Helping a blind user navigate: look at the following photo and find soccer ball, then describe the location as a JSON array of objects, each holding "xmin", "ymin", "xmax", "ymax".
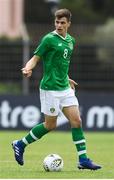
[{"xmin": 43, "ymin": 154, "xmax": 64, "ymax": 172}]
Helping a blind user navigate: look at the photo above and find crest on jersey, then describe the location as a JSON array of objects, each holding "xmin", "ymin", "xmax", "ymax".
[{"xmin": 68, "ymin": 42, "xmax": 73, "ymax": 50}]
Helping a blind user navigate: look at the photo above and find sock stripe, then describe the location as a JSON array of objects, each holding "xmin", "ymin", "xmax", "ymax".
[
  {"xmin": 30, "ymin": 130, "xmax": 38, "ymax": 140},
  {"xmin": 22, "ymin": 137, "xmax": 29, "ymax": 145},
  {"xmin": 74, "ymin": 139, "xmax": 86, "ymax": 145},
  {"xmin": 78, "ymin": 150, "xmax": 86, "ymax": 155}
]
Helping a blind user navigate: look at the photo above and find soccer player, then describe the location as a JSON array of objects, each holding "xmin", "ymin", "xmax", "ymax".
[{"xmin": 12, "ymin": 8, "xmax": 101, "ymax": 170}]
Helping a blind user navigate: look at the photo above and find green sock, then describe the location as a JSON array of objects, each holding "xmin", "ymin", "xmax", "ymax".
[
  {"xmin": 21, "ymin": 123, "xmax": 49, "ymax": 148},
  {"xmin": 72, "ymin": 127, "xmax": 87, "ymax": 159}
]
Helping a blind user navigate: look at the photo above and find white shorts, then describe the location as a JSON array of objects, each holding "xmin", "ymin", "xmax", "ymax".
[{"xmin": 40, "ymin": 88, "xmax": 79, "ymax": 116}]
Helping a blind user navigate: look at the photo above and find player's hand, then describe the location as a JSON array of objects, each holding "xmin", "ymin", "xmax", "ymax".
[
  {"xmin": 69, "ymin": 78, "xmax": 78, "ymax": 90},
  {"xmin": 21, "ymin": 67, "xmax": 32, "ymax": 77}
]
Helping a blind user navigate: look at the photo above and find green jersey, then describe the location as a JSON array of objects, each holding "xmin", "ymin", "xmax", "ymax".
[{"xmin": 34, "ymin": 31, "xmax": 76, "ymax": 90}]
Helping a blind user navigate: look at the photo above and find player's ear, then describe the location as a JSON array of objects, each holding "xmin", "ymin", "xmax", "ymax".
[{"xmin": 68, "ymin": 21, "xmax": 71, "ymax": 28}]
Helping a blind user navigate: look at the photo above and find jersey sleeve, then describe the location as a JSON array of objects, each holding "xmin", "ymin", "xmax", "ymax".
[
  {"xmin": 72, "ymin": 37, "xmax": 76, "ymax": 47},
  {"xmin": 34, "ymin": 35, "xmax": 50, "ymax": 58}
]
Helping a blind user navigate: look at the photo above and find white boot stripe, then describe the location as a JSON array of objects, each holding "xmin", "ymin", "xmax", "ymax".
[
  {"xmin": 15, "ymin": 150, "xmax": 19, "ymax": 153},
  {"xmin": 15, "ymin": 147, "xmax": 19, "ymax": 150}
]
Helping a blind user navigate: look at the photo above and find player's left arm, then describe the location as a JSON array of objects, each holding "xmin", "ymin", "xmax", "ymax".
[
  {"xmin": 69, "ymin": 38, "xmax": 78, "ymax": 90},
  {"xmin": 69, "ymin": 78, "xmax": 78, "ymax": 90}
]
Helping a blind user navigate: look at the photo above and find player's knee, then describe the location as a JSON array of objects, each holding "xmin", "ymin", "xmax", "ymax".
[
  {"xmin": 76, "ymin": 117, "xmax": 82, "ymax": 127},
  {"xmin": 71, "ymin": 117, "xmax": 82, "ymax": 128}
]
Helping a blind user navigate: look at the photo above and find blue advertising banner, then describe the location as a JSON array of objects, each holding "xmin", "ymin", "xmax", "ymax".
[{"xmin": 0, "ymin": 92, "xmax": 114, "ymax": 131}]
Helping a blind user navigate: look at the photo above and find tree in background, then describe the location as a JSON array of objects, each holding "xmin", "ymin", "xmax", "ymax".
[
  {"xmin": 24, "ymin": 0, "xmax": 114, "ymax": 24},
  {"xmin": 61, "ymin": 0, "xmax": 114, "ymax": 24}
]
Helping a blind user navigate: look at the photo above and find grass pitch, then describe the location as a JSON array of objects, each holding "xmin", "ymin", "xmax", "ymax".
[{"xmin": 0, "ymin": 131, "xmax": 114, "ymax": 179}]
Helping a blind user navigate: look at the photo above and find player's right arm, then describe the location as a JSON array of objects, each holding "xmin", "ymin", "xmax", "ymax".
[
  {"xmin": 22, "ymin": 34, "xmax": 50, "ymax": 78},
  {"xmin": 22, "ymin": 55, "xmax": 40, "ymax": 77}
]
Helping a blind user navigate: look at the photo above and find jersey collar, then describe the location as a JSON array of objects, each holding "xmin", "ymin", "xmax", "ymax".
[{"xmin": 52, "ymin": 30, "xmax": 67, "ymax": 40}]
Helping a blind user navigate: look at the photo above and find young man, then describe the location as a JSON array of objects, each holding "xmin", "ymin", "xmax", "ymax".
[{"xmin": 12, "ymin": 9, "xmax": 101, "ymax": 170}]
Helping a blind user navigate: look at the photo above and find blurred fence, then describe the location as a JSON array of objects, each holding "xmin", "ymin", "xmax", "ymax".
[{"xmin": 0, "ymin": 24, "xmax": 114, "ymax": 94}]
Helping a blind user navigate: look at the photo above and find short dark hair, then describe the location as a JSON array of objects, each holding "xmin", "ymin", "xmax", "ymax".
[{"xmin": 55, "ymin": 9, "xmax": 72, "ymax": 22}]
